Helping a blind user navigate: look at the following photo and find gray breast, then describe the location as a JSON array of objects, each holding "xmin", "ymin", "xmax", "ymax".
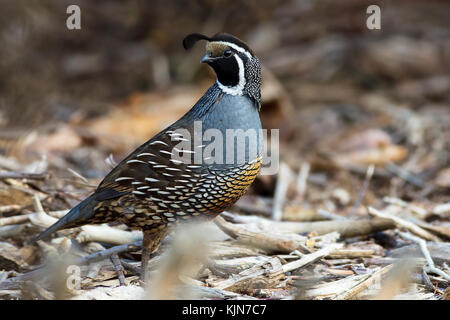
[{"xmin": 201, "ymin": 93, "xmax": 262, "ymax": 167}]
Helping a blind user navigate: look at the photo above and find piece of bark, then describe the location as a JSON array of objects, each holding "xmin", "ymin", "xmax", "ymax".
[
  {"xmin": 208, "ymin": 256, "xmax": 284, "ymax": 292},
  {"xmin": 224, "ymin": 213, "xmax": 395, "ymax": 238},
  {"xmin": 214, "ymin": 216, "xmax": 308, "ymax": 254}
]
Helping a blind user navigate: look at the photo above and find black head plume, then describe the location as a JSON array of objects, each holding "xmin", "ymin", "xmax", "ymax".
[
  {"xmin": 183, "ymin": 33, "xmax": 211, "ymax": 50},
  {"xmin": 182, "ymin": 32, "xmax": 261, "ymax": 109}
]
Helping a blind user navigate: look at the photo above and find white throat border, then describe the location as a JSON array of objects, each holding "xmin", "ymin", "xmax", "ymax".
[{"xmin": 217, "ymin": 54, "xmax": 246, "ymax": 96}]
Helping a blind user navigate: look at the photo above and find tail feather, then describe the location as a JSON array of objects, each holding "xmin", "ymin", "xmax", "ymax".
[{"xmin": 33, "ymin": 194, "xmax": 98, "ymax": 242}]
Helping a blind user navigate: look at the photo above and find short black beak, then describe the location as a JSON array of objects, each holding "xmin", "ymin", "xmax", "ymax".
[{"xmin": 200, "ymin": 53, "xmax": 214, "ymax": 63}]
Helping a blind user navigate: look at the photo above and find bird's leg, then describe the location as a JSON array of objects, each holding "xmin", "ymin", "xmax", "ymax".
[
  {"xmin": 140, "ymin": 230, "xmax": 152, "ymax": 282},
  {"xmin": 110, "ymin": 253, "xmax": 126, "ymax": 286},
  {"xmin": 140, "ymin": 229, "xmax": 166, "ymax": 282}
]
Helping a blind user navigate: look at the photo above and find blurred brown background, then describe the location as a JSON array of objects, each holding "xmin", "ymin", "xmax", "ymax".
[{"xmin": 0, "ymin": 0, "xmax": 449, "ymax": 200}]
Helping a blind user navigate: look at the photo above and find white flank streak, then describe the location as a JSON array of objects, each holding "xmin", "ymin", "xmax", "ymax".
[
  {"xmin": 166, "ymin": 167, "xmax": 182, "ymax": 171},
  {"xmin": 137, "ymin": 152, "xmax": 155, "ymax": 157},
  {"xmin": 132, "ymin": 191, "xmax": 145, "ymax": 195},
  {"xmin": 173, "ymin": 147, "xmax": 195, "ymax": 154},
  {"xmin": 145, "ymin": 177, "xmax": 159, "ymax": 182},
  {"xmin": 160, "ymin": 150, "xmax": 173, "ymax": 156},
  {"xmin": 173, "ymin": 137, "xmax": 189, "ymax": 142},
  {"xmin": 150, "ymin": 140, "xmax": 168, "ymax": 146},
  {"xmin": 170, "ymin": 159, "xmax": 183, "ymax": 164},
  {"xmin": 217, "ymin": 55, "xmax": 245, "ymax": 96},
  {"xmin": 127, "ymin": 159, "xmax": 146, "ymax": 164},
  {"xmin": 115, "ymin": 177, "xmax": 134, "ymax": 181}
]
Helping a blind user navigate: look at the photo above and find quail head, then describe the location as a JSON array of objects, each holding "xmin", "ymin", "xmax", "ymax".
[{"xmin": 35, "ymin": 33, "xmax": 263, "ymax": 281}]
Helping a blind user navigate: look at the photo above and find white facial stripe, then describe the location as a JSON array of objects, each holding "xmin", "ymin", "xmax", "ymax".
[
  {"xmin": 217, "ymin": 55, "xmax": 245, "ymax": 96},
  {"xmin": 213, "ymin": 41, "xmax": 252, "ymax": 59}
]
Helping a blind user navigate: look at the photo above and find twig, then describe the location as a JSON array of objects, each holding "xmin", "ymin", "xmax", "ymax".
[
  {"xmin": 296, "ymin": 162, "xmax": 310, "ymax": 200},
  {"xmin": 421, "ymin": 269, "xmax": 435, "ymax": 292},
  {"xmin": 383, "ymin": 196, "xmax": 427, "ymax": 218},
  {"xmin": 28, "ymin": 195, "xmax": 59, "ymax": 229},
  {"xmin": 0, "ymin": 241, "xmax": 143, "ymax": 289},
  {"xmin": 327, "ymin": 249, "xmax": 375, "ymax": 259},
  {"xmin": 76, "ymin": 225, "xmax": 142, "ymax": 245},
  {"xmin": 214, "ymin": 216, "xmax": 308, "ymax": 254},
  {"xmin": 0, "ymin": 205, "xmax": 23, "ymax": 214},
  {"xmin": 350, "ymin": 164, "xmax": 374, "ymax": 216},
  {"xmin": 77, "ymin": 241, "xmax": 142, "ymax": 265},
  {"xmin": 0, "ymin": 209, "xmax": 68, "ymax": 227},
  {"xmin": 317, "ymin": 209, "xmax": 345, "ymax": 221},
  {"xmin": 110, "ymin": 253, "xmax": 126, "ymax": 286},
  {"xmin": 272, "ymin": 163, "xmax": 293, "ymax": 221},
  {"xmin": 368, "ymin": 206, "xmax": 440, "ymax": 242},
  {"xmin": 282, "ymin": 243, "xmax": 342, "ymax": 273},
  {"xmin": 386, "ymin": 162, "xmax": 425, "ymax": 188},
  {"xmin": 433, "ymin": 202, "xmax": 450, "ymax": 216},
  {"xmin": 0, "ymin": 215, "xmax": 29, "ymax": 226},
  {"xmin": 66, "ymin": 168, "xmax": 89, "ymax": 184},
  {"xmin": 223, "ymin": 212, "xmax": 395, "ymax": 238},
  {"xmin": 121, "ymin": 261, "xmax": 142, "ymax": 276},
  {"xmin": 0, "ymin": 171, "xmax": 49, "ymax": 181},
  {"xmin": 0, "ymin": 224, "xmax": 28, "ymax": 238},
  {"xmin": 398, "ymin": 231, "xmax": 450, "ymax": 281},
  {"xmin": 333, "ymin": 265, "xmax": 393, "ymax": 300}
]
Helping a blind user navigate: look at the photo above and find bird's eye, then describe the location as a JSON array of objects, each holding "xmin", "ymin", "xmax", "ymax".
[{"xmin": 223, "ymin": 50, "xmax": 232, "ymax": 57}]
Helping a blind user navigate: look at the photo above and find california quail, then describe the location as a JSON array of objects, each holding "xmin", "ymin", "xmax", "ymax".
[{"xmin": 35, "ymin": 33, "xmax": 263, "ymax": 281}]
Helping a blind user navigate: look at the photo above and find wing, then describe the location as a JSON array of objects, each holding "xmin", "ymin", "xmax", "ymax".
[{"xmin": 95, "ymin": 121, "xmax": 261, "ymax": 224}]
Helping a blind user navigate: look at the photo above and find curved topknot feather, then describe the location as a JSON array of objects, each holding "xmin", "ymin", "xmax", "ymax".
[{"xmin": 182, "ymin": 33, "xmax": 211, "ymax": 50}]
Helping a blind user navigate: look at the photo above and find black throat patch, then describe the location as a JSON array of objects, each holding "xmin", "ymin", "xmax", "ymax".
[{"xmin": 208, "ymin": 56, "xmax": 240, "ymax": 87}]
